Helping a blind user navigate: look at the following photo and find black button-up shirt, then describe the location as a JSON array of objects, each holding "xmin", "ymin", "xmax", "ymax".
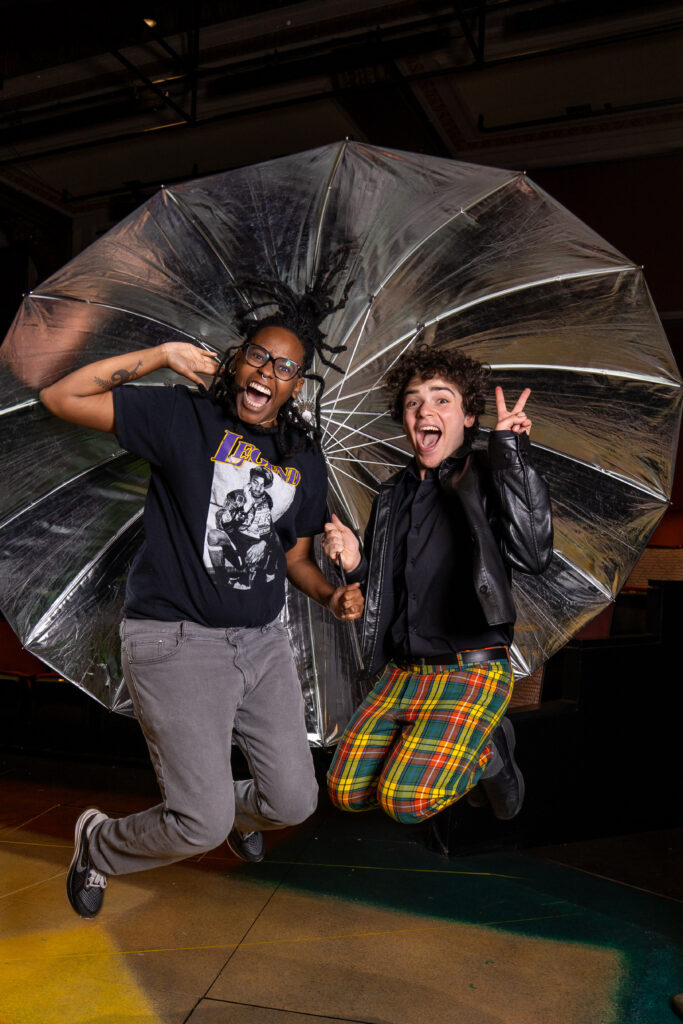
[{"xmin": 389, "ymin": 462, "xmax": 511, "ymax": 658}]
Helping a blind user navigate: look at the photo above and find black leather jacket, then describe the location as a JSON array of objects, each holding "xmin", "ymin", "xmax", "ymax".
[{"xmin": 349, "ymin": 431, "xmax": 553, "ymax": 677}]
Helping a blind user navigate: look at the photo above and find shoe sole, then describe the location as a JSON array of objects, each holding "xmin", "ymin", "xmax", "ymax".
[{"xmin": 66, "ymin": 809, "xmax": 105, "ymax": 915}]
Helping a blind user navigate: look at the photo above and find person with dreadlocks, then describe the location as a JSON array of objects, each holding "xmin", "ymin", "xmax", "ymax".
[
  {"xmin": 39, "ymin": 272, "xmax": 364, "ymax": 919},
  {"xmin": 323, "ymin": 345, "xmax": 552, "ymax": 829}
]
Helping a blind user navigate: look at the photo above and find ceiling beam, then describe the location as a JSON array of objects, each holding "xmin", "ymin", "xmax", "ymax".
[{"xmin": 109, "ymin": 48, "xmax": 192, "ymax": 125}]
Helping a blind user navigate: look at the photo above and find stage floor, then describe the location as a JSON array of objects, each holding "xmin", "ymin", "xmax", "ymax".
[{"xmin": 1, "ymin": 750, "xmax": 681, "ymax": 1024}]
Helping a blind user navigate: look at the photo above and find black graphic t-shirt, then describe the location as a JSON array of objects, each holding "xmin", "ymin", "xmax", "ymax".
[{"xmin": 113, "ymin": 384, "xmax": 328, "ymax": 627}]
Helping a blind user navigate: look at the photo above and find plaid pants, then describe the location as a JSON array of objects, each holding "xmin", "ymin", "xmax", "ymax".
[{"xmin": 327, "ymin": 655, "xmax": 512, "ymax": 824}]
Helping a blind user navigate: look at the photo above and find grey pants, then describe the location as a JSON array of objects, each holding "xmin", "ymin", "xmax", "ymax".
[{"xmin": 89, "ymin": 617, "xmax": 318, "ymax": 876}]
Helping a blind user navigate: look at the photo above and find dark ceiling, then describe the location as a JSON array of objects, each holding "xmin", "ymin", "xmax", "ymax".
[
  {"xmin": 2, "ymin": 0, "xmax": 681, "ymax": 188},
  {"xmin": 0, "ymin": 0, "xmax": 681, "ymax": 277}
]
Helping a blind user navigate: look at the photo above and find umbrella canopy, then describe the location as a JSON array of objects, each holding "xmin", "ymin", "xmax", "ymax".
[{"xmin": 1, "ymin": 141, "xmax": 681, "ymax": 746}]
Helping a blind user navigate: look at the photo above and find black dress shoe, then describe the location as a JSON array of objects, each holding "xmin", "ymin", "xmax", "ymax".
[{"xmin": 481, "ymin": 717, "xmax": 525, "ymax": 820}]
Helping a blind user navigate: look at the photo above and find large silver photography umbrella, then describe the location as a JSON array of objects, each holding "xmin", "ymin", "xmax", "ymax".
[{"xmin": 1, "ymin": 141, "xmax": 681, "ymax": 746}]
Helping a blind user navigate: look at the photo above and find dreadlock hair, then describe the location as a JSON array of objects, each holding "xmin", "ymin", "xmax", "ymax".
[
  {"xmin": 210, "ymin": 250, "xmax": 353, "ymax": 457},
  {"xmin": 384, "ymin": 342, "xmax": 490, "ymax": 445}
]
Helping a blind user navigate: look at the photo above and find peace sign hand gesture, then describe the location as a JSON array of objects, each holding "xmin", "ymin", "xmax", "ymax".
[{"xmin": 494, "ymin": 386, "xmax": 532, "ymax": 435}]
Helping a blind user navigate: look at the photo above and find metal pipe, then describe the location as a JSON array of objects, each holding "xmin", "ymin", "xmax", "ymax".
[
  {"xmin": 479, "ymin": 93, "xmax": 683, "ymax": 132},
  {"xmin": 109, "ymin": 48, "xmax": 191, "ymax": 124},
  {"xmin": 453, "ymin": 2, "xmax": 484, "ymax": 64},
  {"xmin": 2, "ymin": 17, "xmax": 681, "ymax": 168}
]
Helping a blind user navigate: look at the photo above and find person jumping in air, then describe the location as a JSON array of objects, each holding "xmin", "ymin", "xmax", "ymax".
[
  {"xmin": 40, "ymin": 271, "xmax": 364, "ymax": 918},
  {"xmin": 323, "ymin": 345, "xmax": 552, "ymax": 827}
]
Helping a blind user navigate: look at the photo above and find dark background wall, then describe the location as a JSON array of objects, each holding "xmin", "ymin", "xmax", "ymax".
[{"xmin": 1, "ymin": 1, "xmax": 681, "ymax": 499}]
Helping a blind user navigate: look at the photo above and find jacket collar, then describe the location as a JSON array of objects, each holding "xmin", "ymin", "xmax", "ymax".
[{"xmin": 432, "ymin": 439, "xmax": 473, "ymax": 479}]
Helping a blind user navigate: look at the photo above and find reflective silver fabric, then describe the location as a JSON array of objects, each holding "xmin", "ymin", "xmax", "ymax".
[{"xmin": 1, "ymin": 141, "xmax": 681, "ymax": 745}]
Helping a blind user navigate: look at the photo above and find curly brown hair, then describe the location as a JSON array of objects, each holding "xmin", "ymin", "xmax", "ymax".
[{"xmin": 385, "ymin": 345, "xmax": 490, "ymax": 443}]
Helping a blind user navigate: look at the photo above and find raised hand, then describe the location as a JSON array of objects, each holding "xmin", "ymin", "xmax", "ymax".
[
  {"xmin": 40, "ymin": 341, "xmax": 220, "ymax": 434},
  {"xmin": 163, "ymin": 342, "xmax": 221, "ymax": 387},
  {"xmin": 322, "ymin": 513, "xmax": 362, "ymax": 573},
  {"xmin": 494, "ymin": 386, "xmax": 532, "ymax": 435}
]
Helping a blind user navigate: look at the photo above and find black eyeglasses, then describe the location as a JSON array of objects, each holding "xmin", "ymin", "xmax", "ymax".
[{"xmin": 241, "ymin": 342, "xmax": 302, "ymax": 382}]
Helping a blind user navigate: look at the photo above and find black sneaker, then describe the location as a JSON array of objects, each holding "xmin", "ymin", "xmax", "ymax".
[
  {"xmin": 66, "ymin": 808, "xmax": 109, "ymax": 918},
  {"xmin": 226, "ymin": 827, "xmax": 265, "ymax": 863},
  {"xmin": 481, "ymin": 717, "xmax": 525, "ymax": 820}
]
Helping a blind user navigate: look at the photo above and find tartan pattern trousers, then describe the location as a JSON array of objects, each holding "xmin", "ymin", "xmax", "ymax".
[{"xmin": 327, "ymin": 655, "xmax": 512, "ymax": 824}]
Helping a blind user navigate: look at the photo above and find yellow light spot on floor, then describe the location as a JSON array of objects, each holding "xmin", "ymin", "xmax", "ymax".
[{"xmin": 0, "ymin": 926, "xmax": 163, "ymax": 1024}]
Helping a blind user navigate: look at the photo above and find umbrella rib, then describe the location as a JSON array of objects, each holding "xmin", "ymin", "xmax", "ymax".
[
  {"xmin": 323, "ymin": 333, "xmax": 412, "ymax": 401},
  {"xmin": 491, "ymin": 362, "xmax": 681, "ymax": 387},
  {"xmin": 321, "ymin": 402, "xmax": 388, "ymax": 413},
  {"xmin": 552, "ymin": 550, "xmax": 613, "ymax": 600},
  {"xmin": 329, "ymin": 456, "xmax": 382, "ymax": 486},
  {"xmin": 325, "ymin": 264, "xmax": 638, "ymax": 398},
  {"xmin": 328, "ymin": 456, "xmax": 405, "ymax": 470},
  {"xmin": 371, "ymin": 173, "xmax": 523, "ymax": 297},
  {"xmin": 324, "ymin": 326, "xmax": 423, "ymax": 445},
  {"xmin": 498, "ymin": 431, "xmax": 669, "ymax": 501},
  {"xmin": 25, "ymin": 509, "xmax": 144, "ymax": 647},
  {"xmin": 419, "ymin": 265, "xmax": 637, "ymax": 333},
  {"xmin": 0, "ymin": 449, "xmax": 138, "ymax": 532},
  {"xmin": 328, "ymin": 171, "xmax": 523, "ymax": 360},
  {"xmin": 0, "ymin": 397, "xmax": 40, "ymax": 416},
  {"xmin": 325, "ymin": 407, "xmax": 392, "ymax": 439},
  {"xmin": 163, "ymin": 189, "xmax": 255, "ymax": 314},
  {"xmin": 325, "ymin": 435, "xmax": 407, "ymax": 458},
  {"xmin": 312, "ymin": 140, "xmax": 348, "ymax": 276},
  {"xmin": 323, "ymin": 390, "xmax": 399, "ymax": 407},
  {"xmin": 28, "ymin": 292, "xmax": 212, "ymax": 348},
  {"xmin": 327, "ymin": 461, "xmax": 379, "ymax": 495},
  {"xmin": 323, "ymin": 417, "xmax": 408, "ymax": 457},
  {"xmin": 327, "ymin": 463, "xmax": 363, "ymax": 532},
  {"xmin": 321, "ymin": 302, "xmax": 375, "ymax": 443}
]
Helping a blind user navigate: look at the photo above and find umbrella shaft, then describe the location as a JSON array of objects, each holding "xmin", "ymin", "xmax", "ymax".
[{"xmin": 338, "ymin": 563, "xmax": 365, "ymax": 673}]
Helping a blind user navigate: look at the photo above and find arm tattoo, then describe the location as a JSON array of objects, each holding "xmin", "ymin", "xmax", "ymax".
[{"xmin": 94, "ymin": 360, "xmax": 143, "ymax": 390}]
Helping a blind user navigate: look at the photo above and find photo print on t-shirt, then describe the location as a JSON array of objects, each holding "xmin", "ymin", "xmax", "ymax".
[{"xmin": 204, "ymin": 435, "xmax": 299, "ymax": 591}]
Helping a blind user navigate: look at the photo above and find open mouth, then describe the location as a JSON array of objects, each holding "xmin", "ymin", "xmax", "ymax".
[
  {"xmin": 242, "ymin": 381, "xmax": 272, "ymax": 410},
  {"xmin": 416, "ymin": 425, "xmax": 442, "ymax": 452}
]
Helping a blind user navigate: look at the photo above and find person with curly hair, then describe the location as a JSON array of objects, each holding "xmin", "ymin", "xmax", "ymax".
[
  {"xmin": 323, "ymin": 343, "xmax": 553, "ymax": 828},
  {"xmin": 39, "ymin": 267, "xmax": 364, "ymax": 919}
]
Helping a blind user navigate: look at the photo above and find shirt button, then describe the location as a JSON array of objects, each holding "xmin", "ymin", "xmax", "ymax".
[
  {"xmin": 410, "ymin": 593, "xmax": 416, "ymax": 601},
  {"xmin": 479, "ymin": 584, "xmax": 489, "ymax": 594}
]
